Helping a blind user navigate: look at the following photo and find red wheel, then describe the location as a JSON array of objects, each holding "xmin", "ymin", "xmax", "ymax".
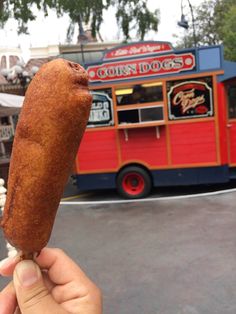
[
  {"xmin": 117, "ymin": 166, "xmax": 152, "ymax": 199},
  {"xmin": 122, "ymin": 172, "xmax": 145, "ymax": 196}
]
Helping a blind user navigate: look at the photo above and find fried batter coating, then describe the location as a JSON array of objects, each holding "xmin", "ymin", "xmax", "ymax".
[{"xmin": 0, "ymin": 59, "xmax": 92, "ymax": 255}]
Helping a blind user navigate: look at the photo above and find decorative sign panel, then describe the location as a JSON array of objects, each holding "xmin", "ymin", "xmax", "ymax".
[
  {"xmin": 104, "ymin": 42, "xmax": 173, "ymax": 60},
  {"xmin": 88, "ymin": 53, "xmax": 195, "ymax": 83},
  {"xmin": 88, "ymin": 92, "xmax": 114, "ymax": 127},
  {"xmin": 168, "ymin": 80, "xmax": 213, "ymax": 120}
]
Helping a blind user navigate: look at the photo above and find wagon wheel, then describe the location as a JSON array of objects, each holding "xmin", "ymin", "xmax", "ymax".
[{"xmin": 116, "ymin": 166, "xmax": 152, "ymax": 199}]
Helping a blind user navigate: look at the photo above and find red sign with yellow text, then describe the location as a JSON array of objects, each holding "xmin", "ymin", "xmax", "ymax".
[{"xmin": 88, "ymin": 53, "xmax": 195, "ymax": 83}]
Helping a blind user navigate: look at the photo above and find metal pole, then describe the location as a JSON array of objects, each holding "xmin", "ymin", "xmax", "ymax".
[
  {"xmin": 181, "ymin": 0, "xmax": 183, "ymax": 15},
  {"xmin": 78, "ymin": 13, "xmax": 87, "ymax": 66},
  {"xmin": 0, "ymin": 141, "xmax": 6, "ymax": 156},
  {"xmin": 187, "ymin": 0, "xmax": 197, "ymax": 47},
  {"xmin": 81, "ymin": 43, "xmax": 85, "ymax": 66}
]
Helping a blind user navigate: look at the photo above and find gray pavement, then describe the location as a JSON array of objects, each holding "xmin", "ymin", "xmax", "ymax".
[{"xmin": 1, "ymin": 191, "xmax": 236, "ymax": 313}]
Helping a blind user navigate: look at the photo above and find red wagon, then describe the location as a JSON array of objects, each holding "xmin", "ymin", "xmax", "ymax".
[{"xmin": 73, "ymin": 41, "xmax": 236, "ymax": 198}]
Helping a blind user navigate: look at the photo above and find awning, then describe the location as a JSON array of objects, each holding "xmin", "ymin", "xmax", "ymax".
[
  {"xmin": 0, "ymin": 93, "xmax": 24, "ymax": 117},
  {"xmin": 218, "ymin": 60, "xmax": 236, "ymax": 82}
]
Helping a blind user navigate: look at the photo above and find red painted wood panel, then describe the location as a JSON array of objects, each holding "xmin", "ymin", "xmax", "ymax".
[
  {"xmin": 119, "ymin": 126, "xmax": 168, "ymax": 166},
  {"xmin": 78, "ymin": 130, "xmax": 119, "ymax": 171},
  {"xmin": 169, "ymin": 121, "xmax": 217, "ymax": 165},
  {"xmin": 217, "ymin": 82, "xmax": 228, "ymax": 164},
  {"xmin": 228, "ymin": 122, "xmax": 236, "ymax": 164}
]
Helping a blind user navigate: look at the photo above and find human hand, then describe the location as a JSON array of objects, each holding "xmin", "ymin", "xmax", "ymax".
[{"xmin": 0, "ymin": 248, "xmax": 102, "ymax": 314}]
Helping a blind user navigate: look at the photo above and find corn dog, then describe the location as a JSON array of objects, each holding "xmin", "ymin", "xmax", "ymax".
[{"xmin": 0, "ymin": 59, "xmax": 92, "ymax": 257}]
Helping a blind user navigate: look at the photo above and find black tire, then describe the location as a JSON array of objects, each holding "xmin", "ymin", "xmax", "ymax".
[{"xmin": 116, "ymin": 166, "xmax": 152, "ymax": 199}]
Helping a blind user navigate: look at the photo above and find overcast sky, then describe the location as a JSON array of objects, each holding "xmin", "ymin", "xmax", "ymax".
[{"xmin": 0, "ymin": 0, "xmax": 204, "ymax": 61}]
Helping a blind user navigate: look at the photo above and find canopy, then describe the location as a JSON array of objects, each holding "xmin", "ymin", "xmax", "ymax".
[
  {"xmin": 0, "ymin": 93, "xmax": 24, "ymax": 117},
  {"xmin": 219, "ymin": 60, "xmax": 236, "ymax": 82}
]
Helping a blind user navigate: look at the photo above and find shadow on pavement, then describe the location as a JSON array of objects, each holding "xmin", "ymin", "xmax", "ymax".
[{"xmin": 63, "ymin": 176, "xmax": 236, "ymax": 202}]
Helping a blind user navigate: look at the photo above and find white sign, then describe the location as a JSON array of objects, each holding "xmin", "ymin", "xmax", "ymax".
[
  {"xmin": 0, "ymin": 125, "xmax": 14, "ymax": 141},
  {"xmin": 88, "ymin": 92, "xmax": 114, "ymax": 127}
]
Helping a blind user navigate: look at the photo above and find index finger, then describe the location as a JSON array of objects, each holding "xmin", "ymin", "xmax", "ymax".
[
  {"xmin": 35, "ymin": 247, "xmax": 93, "ymax": 286},
  {"xmin": 0, "ymin": 254, "xmax": 21, "ymax": 277},
  {"xmin": 0, "ymin": 281, "xmax": 17, "ymax": 314}
]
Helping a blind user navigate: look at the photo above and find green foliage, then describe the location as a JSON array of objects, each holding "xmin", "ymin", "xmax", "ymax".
[
  {"xmin": 221, "ymin": 4, "xmax": 236, "ymax": 61},
  {"xmin": 0, "ymin": 0, "xmax": 36, "ymax": 33},
  {"xmin": 115, "ymin": 0, "xmax": 159, "ymax": 40},
  {"xmin": 175, "ymin": 0, "xmax": 236, "ymax": 61},
  {"xmin": 0, "ymin": 0, "xmax": 159, "ymax": 41}
]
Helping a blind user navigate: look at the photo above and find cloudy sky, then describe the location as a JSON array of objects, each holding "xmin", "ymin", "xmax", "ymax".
[{"xmin": 0, "ymin": 0, "xmax": 204, "ymax": 60}]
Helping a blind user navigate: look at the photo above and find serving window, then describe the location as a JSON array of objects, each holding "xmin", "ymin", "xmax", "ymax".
[
  {"xmin": 118, "ymin": 106, "xmax": 164, "ymax": 125},
  {"xmin": 116, "ymin": 82, "xmax": 163, "ymax": 106},
  {"xmin": 115, "ymin": 82, "xmax": 164, "ymax": 127},
  {"xmin": 227, "ymin": 82, "xmax": 236, "ymax": 119}
]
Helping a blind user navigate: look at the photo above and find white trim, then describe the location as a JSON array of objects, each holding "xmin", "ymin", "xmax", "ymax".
[{"xmin": 60, "ymin": 187, "xmax": 236, "ymax": 206}]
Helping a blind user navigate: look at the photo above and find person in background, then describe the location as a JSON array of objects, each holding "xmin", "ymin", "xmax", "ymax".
[
  {"xmin": 130, "ymin": 85, "xmax": 146, "ymax": 104},
  {"xmin": 120, "ymin": 84, "xmax": 146, "ymax": 105}
]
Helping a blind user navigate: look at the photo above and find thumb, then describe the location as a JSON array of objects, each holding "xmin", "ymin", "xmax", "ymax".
[{"xmin": 13, "ymin": 260, "xmax": 66, "ymax": 314}]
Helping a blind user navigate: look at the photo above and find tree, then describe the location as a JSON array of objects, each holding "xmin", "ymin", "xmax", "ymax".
[
  {"xmin": 175, "ymin": 0, "xmax": 221, "ymax": 48},
  {"xmin": 0, "ymin": 0, "xmax": 37, "ymax": 34},
  {"xmin": 220, "ymin": 4, "xmax": 236, "ymax": 61},
  {"xmin": 0, "ymin": 0, "xmax": 160, "ymax": 42},
  {"xmin": 175, "ymin": 0, "xmax": 236, "ymax": 61},
  {"xmin": 114, "ymin": 0, "xmax": 159, "ymax": 40}
]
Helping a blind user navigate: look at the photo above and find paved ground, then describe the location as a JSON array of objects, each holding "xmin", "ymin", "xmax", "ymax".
[{"xmin": 1, "ymin": 191, "xmax": 236, "ymax": 314}]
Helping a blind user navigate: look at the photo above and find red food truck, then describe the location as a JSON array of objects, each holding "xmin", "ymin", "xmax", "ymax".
[{"xmin": 73, "ymin": 41, "xmax": 236, "ymax": 198}]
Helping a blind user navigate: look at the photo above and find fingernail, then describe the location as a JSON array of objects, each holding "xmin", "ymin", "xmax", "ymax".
[{"xmin": 16, "ymin": 260, "xmax": 41, "ymax": 287}]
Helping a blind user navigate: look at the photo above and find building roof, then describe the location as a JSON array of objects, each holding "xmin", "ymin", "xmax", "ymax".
[
  {"xmin": 0, "ymin": 92, "xmax": 24, "ymax": 117},
  {"xmin": 0, "ymin": 74, "xmax": 8, "ymax": 85},
  {"xmin": 25, "ymin": 56, "xmax": 55, "ymax": 72}
]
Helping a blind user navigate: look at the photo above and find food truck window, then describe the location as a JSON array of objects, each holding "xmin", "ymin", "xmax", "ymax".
[
  {"xmin": 116, "ymin": 82, "xmax": 163, "ymax": 106},
  {"xmin": 118, "ymin": 110, "xmax": 139, "ymax": 124},
  {"xmin": 0, "ymin": 117, "xmax": 10, "ymax": 125},
  {"xmin": 88, "ymin": 88, "xmax": 114, "ymax": 128},
  {"xmin": 140, "ymin": 107, "xmax": 164, "ymax": 122},
  {"xmin": 167, "ymin": 76, "xmax": 214, "ymax": 120},
  {"xmin": 117, "ymin": 105, "xmax": 164, "ymax": 125},
  {"xmin": 228, "ymin": 84, "xmax": 236, "ymax": 119}
]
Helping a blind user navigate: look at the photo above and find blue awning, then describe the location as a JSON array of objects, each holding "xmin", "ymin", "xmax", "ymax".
[{"xmin": 218, "ymin": 60, "xmax": 236, "ymax": 82}]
